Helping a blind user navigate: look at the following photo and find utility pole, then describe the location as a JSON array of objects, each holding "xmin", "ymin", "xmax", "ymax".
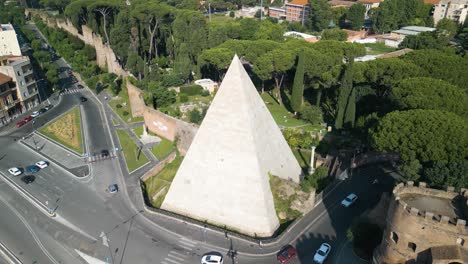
[{"xmin": 301, "ymin": 5, "xmax": 305, "ymax": 26}]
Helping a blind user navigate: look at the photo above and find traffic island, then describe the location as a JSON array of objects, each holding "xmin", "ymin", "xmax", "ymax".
[{"xmin": 39, "ymin": 106, "xmax": 83, "ymax": 154}]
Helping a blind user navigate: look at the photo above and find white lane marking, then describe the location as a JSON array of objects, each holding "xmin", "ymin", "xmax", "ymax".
[
  {"xmin": 178, "ymin": 239, "xmax": 195, "ymax": 248},
  {"xmin": 167, "ymin": 253, "xmax": 185, "ymax": 261},
  {"xmin": 164, "ymin": 257, "xmax": 182, "ymax": 264},
  {"xmin": 169, "ymin": 251, "xmax": 186, "ymax": 258},
  {"xmin": 0, "ymin": 195, "xmax": 60, "ymax": 264}
]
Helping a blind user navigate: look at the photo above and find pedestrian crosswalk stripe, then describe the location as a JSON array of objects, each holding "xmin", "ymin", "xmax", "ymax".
[
  {"xmin": 164, "ymin": 257, "xmax": 181, "ymax": 264},
  {"xmin": 167, "ymin": 253, "xmax": 184, "ymax": 261},
  {"xmin": 179, "ymin": 239, "xmax": 195, "ymax": 248},
  {"xmin": 169, "ymin": 251, "xmax": 186, "ymax": 258}
]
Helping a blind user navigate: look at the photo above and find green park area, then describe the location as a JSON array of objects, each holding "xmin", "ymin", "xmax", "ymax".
[
  {"xmin": 144, "ymin": 156, "xmax": 182, "ymax": 208},
  {"xmin": 116, "ymin": 129, "xmax": 149, "ymax": 172},
  {"xmin": 132, "ymin": 126, "xmax": 174, "ymax": 160},
  {"xmin": 108, "ymin": 85, "xmax": 144, "ymax": 124},
  {"xmin": 39, "ymin": 107, "xmax": 83, "ymax": 154}
]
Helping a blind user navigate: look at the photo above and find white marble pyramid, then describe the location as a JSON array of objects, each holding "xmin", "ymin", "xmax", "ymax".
[{"xmin": 161, "ymin": 55, "xmax": 302, "ymax": 237}]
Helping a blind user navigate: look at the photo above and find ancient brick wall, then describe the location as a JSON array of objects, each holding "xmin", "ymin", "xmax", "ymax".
[
  {"xmin": 374, "ymin": 182, "xmax": 468, "ymax": 264},
  {"xmin": 140, "ymin": 152, "xmax": 177, "ymax": 181},
  {"xmin": 126, "ymin": 81, "xmax": 145, "ymax": 117}
]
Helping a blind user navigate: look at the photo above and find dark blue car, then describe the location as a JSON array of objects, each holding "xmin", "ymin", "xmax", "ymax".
[{"xmin": 25, "ymin": 165, "xmax": 40, "ymax": 173}]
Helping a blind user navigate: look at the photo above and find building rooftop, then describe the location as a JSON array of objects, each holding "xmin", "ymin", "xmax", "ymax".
[
  {"xmin": 287, "ymin": 0, "xmax": 309, "ymax": 6},
  {"xmin": 0, "ymin": 24, "xmax": 15, "ymax": 32},
  {"xmin": 424, "ymin": 0, "xmax": 441, "ymax": 4},
  {"xmin": 284, "ymin": 31, "xmax": 317, "ymax": 39},
  {"xmin": 401, "ymin": 26, "xmax": 436, "ymax": 32},
  {"xmin": 0, "ymin": 72, "xmax": 12, "ymax": 85},
  {"xmin": 358, "ymin": 0, "xmax": 381, "ymax": 3},
  {"xmin": 400, "ymin": 193, "xmax": 464, "ymax": 219},
  {"xmin": 329, "ymin": 0, "xmax": 357, "ymax": 8},
  {"xmin": 269, "ymin": 6, "xmax": 286, "ymax": 11}
]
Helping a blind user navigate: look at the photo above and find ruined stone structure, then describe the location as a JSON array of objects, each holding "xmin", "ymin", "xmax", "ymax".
[
  {"xmin": 161, "ymin": 56, "xmax": 302, "ymax": 237},
  {"xmin": 374, "ymin": 182, "xmax": 468, "ymax": 264}
]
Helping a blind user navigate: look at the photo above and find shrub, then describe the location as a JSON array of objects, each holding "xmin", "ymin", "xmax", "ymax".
[
  {"xmin": 123, "ymin": 111, "xmax": 129, "ymax": 116},
  {"xmin": 162, "ymin": 74, "xmax": 184, "ymax": 87},
  {"xmin": 180, "ymin": 85, "xmax": 203, "ymax": 95},
  {"xmin": 179, "ymin": 94, "xmax": 189, "ymax": 103},
  {"xmin": 189, "ymin": 109, "xmax": 202, "ymax": 124},
  {"xmin": 300, "ymin": 105, "xmax": 324, "ymax": 125},
  {"xmin": 201, "ymin": 90, "xmax": 210, "ymax": 97},
  {"xmin": 116, "ymin": 104, "xmax": 122, "ymax": 108}
]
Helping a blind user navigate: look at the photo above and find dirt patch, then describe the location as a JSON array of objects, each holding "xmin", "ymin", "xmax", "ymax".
[{"xmin": 41, "ymin": 107, "xmax": 82, "ymax": 152}]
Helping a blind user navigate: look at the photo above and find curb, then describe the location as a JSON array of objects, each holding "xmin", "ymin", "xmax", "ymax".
[
  {"xmin": 0, "ymin": 240, "xmax": 22, "ymax": 264},
  {"xmin": 0, "ymin": 171, "xmax": 55, "ymax": 217}
]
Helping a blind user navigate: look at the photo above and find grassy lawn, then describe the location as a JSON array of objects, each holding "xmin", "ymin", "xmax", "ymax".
[
  {"xmin": 365, "ymin": 43, "xmax": 397, "ymax": 55},
  {"xmin": 261, "ymin": 93, "xmax": 309, "ymax": 127},
  {"xmin": 132, "ymin": 127, "xmax": 174, "ymax": 160},
  {"xmin": 144, "ymin": 156, "xmax": 183, "ymax": 208},
  {"xmin": 39, "ymin": 107, "xmax": 83, "ymax": 154},
  {"xmin": 108, "ymin": 86, "xmax": 144, "ymax": 124},
  {"xmin": 116, "ymin": 129, "xmax": 149, "ymax": 172}
]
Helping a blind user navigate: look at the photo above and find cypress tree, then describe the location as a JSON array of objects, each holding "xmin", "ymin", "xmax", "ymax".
[
  {"xmin": 334, "ymin": 62, "xmax": 354, "ymax": 129},
  {"xmin": 344, "ymin": 86, "xmax": 356, "ymax": 128},
  {"xmin": 291, "ymin": 49, "xmax": 305, "ymax": 115}
]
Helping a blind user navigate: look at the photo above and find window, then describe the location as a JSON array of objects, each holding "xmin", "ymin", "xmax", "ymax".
[
  {"xmin": 391, "ymin": 232, "xmax": 399, "ymax": 243},
  {"xmin": 408, "ymin": 242, "xmax": 417, "ymax": 252}
]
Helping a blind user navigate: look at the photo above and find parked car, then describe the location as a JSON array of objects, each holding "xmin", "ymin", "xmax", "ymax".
[
  {"xmin": 80, "ymin": 96, "xmax": 87, "ymax": 102},
  {"xmin": 21, "ymin": 175, "xmax": 35, "ymax": 184},
  {"xmin": 341, "ymin": 193, "xmax": 358, "ymax": 207},
  {"xmin": 44, "ymin": 104, "xmax": 53, "ymax": 110},
  {"xmin": 8, "ymin": 167, "xmax": 22, "ymax": 176},
  {"xmin": 201, "ymin": 252, "xmax": 223, "ymax": 264},
  {"xmin": 25, "ymin": 165, "xmax": 40, "ymax": 173},
  {"xmin": 277, "ymin": 245, "xmax": 297, "ymax": 263},
  {"xmin": 31, "ymin": 111, "xmax": 40, "ymax": 118},
  {"xmin": 313, "ymin": 243, "xmax": 331, "ymax": 264},
  {"xmin": 23, "ymin": 115, "xmax": 32, "ymax": 123},
  {"xmin": 77, "ymin": 84, "xmax": 84, "ymax": 89},
  {"xmin": 35, "ymin": 161, "xmax": 49, "ymax": 169},
  {"xmin": 39, "ymin": 108, "xmax": 47, "ymax": 114},
  {"xmin": 16, "ymin": 120, "xmax": 27, "ymax": 128},
  {"xmin": 107, "ymin": 184, "xmax": 118, "ymax": 194}
]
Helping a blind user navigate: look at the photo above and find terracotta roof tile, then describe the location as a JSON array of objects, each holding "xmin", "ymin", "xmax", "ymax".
[
  {"xmin": 288, "ymin": 0, "xmax": 309, "ymax": 6},
  {"xmin": 424, "ymin": 0, "xmax": 441, "ymax": 4},
  {"xmin": 358, "ymin": 0, "xmax": 381, "ymax": 3}
]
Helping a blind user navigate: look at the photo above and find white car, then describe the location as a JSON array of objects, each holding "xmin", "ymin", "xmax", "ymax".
[
  {"xmin": 201, "ymin": 252, "xmax": 223, "ymax": 264},
  {"xmin": 35, "ymin": 161, "xmax": 49, "ymax": 169},
  {"xmin": 8, "ymin": 167, "xmax": 22, "ymax": 176},
  {"xmin": 341, "ymin": 193, "xmax": 358, "ymax": 207},
  {"xmin": 313, "ymin": 243, "xmax": 331, "ymax": 264},
  {"xmin": 31, "ymin": 111, "xmax": 40, "ymax": 118}
]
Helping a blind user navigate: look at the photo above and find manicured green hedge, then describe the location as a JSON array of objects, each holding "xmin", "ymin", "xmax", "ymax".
[{"xmin": 180, "ymin": 85, "xmax": 203, "ymax": 95}]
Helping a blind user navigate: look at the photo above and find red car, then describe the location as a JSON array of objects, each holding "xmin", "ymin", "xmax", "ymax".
[
  {"xmin": 277, "ymin": 245, "xmax": 298, "ymax": 263},
  {"xmin": 16, "ymin": 120, "xmax": 27, "ymax": 128},
  {"xmin": 23, "ymin": 115, "xmax": 33, "ymax": 123}
]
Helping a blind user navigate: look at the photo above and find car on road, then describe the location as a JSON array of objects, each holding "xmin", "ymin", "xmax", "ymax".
[
  {"xmin": 313, "ymin": 243, "xmax": 331, "ymax": 264},
  {"xmin": 35, "ymin": 161, "xmax": 49, "ymax": 169},
  {"xmin": 201, "ymin": 252, "xmax": 223, "ymax": 264},
  {"xmin": 44, "ymin": 104, "xmax": 53, "ymax": 110},
  {"xmin": 21, "ymin": 175, "xmax": 35, "ymax": 184},
  {"xmin": 77, "ymin": 84, "xmax": 84, "ymax": 89},
  {"xmin": 31, "ymin": 111, "xmax": 40, "ymax": 118},
  {"xmin": 39, "ymin": 108, "xmax": 47, "ymax": 114},
  {"xmin": 8, "ymin": 167, "xmax": 22, "ymax": 176},
  {"xmin": 23, "ymin": 115, "xmax": 33, "ymax": 123},
  {"xmin": 25, "ymin": 165, "xmax": 40, "ymax": 173},
  {"xmin": 277, "ymin": 245, "xmax": 297, "ymax": 263},
  {"xmin": 101, "ymin": 149, "xmax": 110, "ymax": 157},
  {"xmin": 80, "ymin": 96, "xmax": 87, "ymax": 102},
  {"xmin": 107, "ymin": 184, "xmax": 118, "ymax": 194},
  {"xmin": 16, "ymin": 120, "xmax": 27, "ymax": 128},
  {"xmin": 341, "ymin": 193, "xmax": 358, "ymax": 207}
]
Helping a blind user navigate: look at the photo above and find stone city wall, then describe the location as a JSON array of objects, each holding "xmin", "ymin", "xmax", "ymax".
[{"xmin": 374, "ymin": 182, "xmax": 468, "ymax": 264}]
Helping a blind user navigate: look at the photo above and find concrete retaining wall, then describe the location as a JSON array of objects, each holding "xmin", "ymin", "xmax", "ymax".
[{"xmin": 140, "ymin": 151, "xmax": 177, "ymax": 182}]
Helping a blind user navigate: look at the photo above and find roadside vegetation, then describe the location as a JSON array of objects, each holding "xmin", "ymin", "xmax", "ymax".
[
  {"xmin": 347, "ymin": 218, "xmax": 383, "ymax": 260},
  {"xmin": 132, "ymin": 127, "xmax": 174, "ymax": 160},
  {"xmin": 39, "ymin": 107, "xmax": 83, "ymax": 154},
  {"xmin": 116, "ymin": 129, "xmax": 149, "ymax": 173}
]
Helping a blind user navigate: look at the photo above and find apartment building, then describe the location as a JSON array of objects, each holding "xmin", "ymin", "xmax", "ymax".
[
  {"xmin": 269, "ymin": 0, "xmax": 310, "ymax": 24},
  {"xmin": 358, "ymin": 0, "xmax": 382, "ymax": 19},
  {"xmin": 286, "ymin": 0, "xmax": 310, "ymax": 23},
  {"xmin": 0, "ymin": 73, "xmax": 21, "ymax": 124},
  {"xmin": 433, "ymin": 0, "xmax": 468, "ymax": 24},
  {"xmin": 0, "ymin": 56, "xmax": 39, "ymax": 111},
  {"xmin": 0, "ymin": 24, "xmax": 22, "ymax": 57}
]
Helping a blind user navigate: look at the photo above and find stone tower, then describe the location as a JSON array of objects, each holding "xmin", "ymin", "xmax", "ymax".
[
  {"xmin": 161, "ymin": 55, "xmax": 302, "ymax": 237},
  {"xmin": 373, "ymin": 182, "xmax": 468, "ymax": 264}
]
